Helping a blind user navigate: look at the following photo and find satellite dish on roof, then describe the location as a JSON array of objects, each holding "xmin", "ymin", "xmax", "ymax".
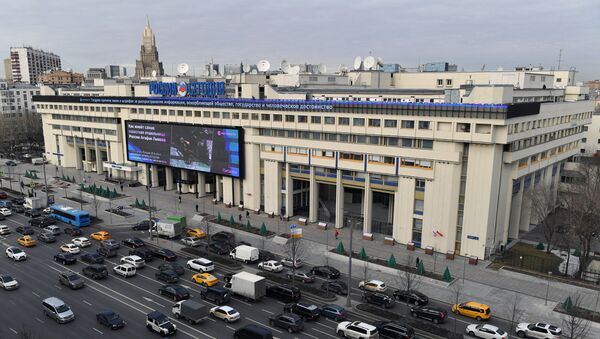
[
  {"xmin": 288, "ymin": 65, "xmax": 300, "ymax": 75},
  {"xmin": 376, "ymin": 57, "xmax": 384, "ymax": 67},
  {"xmin": 318, "ymin": 64, "xmax": 327, "ymax": 74},
  {"xmin": 257, "ymin": 59, "xmax": 271, "ymax": 72},
  {"xmin": 353, "ymin": 56, "xmax": 362, "ymax": 70},
  {"xmin": 281, "ymin": 60, "xmax": 289, "ymax": 71},
  {"xmin": 363, "ymin": 56, "xmax": 375, "ymax": 70},
  {"xmin": 242, "ymin": 64, "xmax": 250, "ymax": 73},
  {"xmin": 250, "ymin": 69, "xmax": 258, "ymax": 74},
  {"xmin": 177, "ymin": 63, "xmax": 189, "ymax": 75},
  {"xmin": 338, "ymin": 64, "xmax": 348, "ymax": 73}
]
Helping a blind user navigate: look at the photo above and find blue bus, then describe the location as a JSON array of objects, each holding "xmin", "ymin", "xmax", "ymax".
[{"xmin": 49, "ymin": 204, "xmax": 91, "ymax": 227}]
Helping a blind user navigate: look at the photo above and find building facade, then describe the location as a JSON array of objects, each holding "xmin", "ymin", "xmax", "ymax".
[
  {"xmin": 0, "ymin": 81, "xmax": 42, "ymax": 149},
  {"xmin": 38, "ymin": 70, "xmax": 84, "ymax": 85},
  {"xmin": 9, "ymin": 47, "xmax": 61, "ymax": 84},
  {"xmin": 134, "ymin": 20, "xmax": 164, "ymax": 78}
]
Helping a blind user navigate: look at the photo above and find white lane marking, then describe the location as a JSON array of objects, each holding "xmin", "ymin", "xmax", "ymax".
[
  {"xmin": 276, "ymin": 301, "xmax": 285, "ymax": 305},
  {"xmin": 302, "ymin": 333, "xmax": 320, "ymax": 339},
  {"xmin": 314, "ymin": 321, "xmax": 334, "ymax": 329},
  {"xmin": 180, "ymin": 284, "xmax": 192, "ymax": 289},
  {"xmin": 261, "ymin": 308, "xmax": 275, "ymax": 314},
  {"xmin": 92, "ymin": 328, "xmax": 103, "ymax": 334},
  {"xmin": 83, "ymin": 300, "xmax": 92, "ymax": 306},
  {"xmin": 9, "ymin": 328, "xmax": 17, "ymax": 334},
  {"xmin": 226, "ymin": 325, "xmax": 236, "ymax": 331},
  {"xmin": 205, "ymin": 317, "xmax": 216, "ymax": 322},
  {"xmin": 247, "ymin": 317, "xmax": 283, "ymax": 333},
  {"xmin": 142, "ymin": 296, "xmax": 167, "ymax": 307},
  {"xmin": 311, "ymin": 328, "xmax": 338, "ymax": 338},
  {"xmin": 31, "ymin": 291, "xmax": 40, "ymax": 297},
  {"xmin": 35, "ymin": 317, "xmax": 44, "ymax": 324},
  {"xmin": 54, "ymin": 284, "xmax": 63, "ymax": 290},
  {"xmin": 233, "ymin": 297, "xmax": 252, "ymax": 306}
]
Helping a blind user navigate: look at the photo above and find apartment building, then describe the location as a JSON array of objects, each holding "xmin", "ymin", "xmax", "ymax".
[{"xmin": 9, "ymin": 47, "xmax": 61, "ymax": 84}]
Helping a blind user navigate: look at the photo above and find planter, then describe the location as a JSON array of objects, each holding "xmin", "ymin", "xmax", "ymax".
[
  {"xmin": 383, "ymin": 237, "xmax": 395, "ymax": 246},
  {"xmin": 298, "ymin": 217, "xmax": 307, "ymax": 226},
  {"xmin": 407, "ymin": 242, "xmax": 415, "ymax": 251},
  {"xmin": 425, "ymin": 246, "xmax": 433, "ymax": 255},
  {"xmin": 225, "ymin": 202, "xmax": 232, "ymax": 208},
  {"xmin": 446, "ymin": 251, "xmax": 455, "ymax": 260},
  {"xmin": 238, "ymin": 204, "xmax": 244, "ymax": 211},
  {"xmin": 268, "ymin": 212, "xmax": 274, "ymax": 218},
  {"xmin": 469, "ymin": 256, "xmax": 478, "ymax": 265},
  {"xmin": 317, "ymin": 222, "xmax": 328, "ymax": 230},
  {"xmin": 212, "ymin": 198, "xmax": 218, "ymax": 205},
  {"xmin": 363, "ymin": 233, "xmax": 373, "ymax": 241},
  {"xmin": 254, "ymin": 208, "xmax": 260, "ymax": 215}
]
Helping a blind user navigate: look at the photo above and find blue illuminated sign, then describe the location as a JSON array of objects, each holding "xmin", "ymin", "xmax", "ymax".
[{"xmin": 149, "ymin": 81, "xmax": 225, "ymax": 97}]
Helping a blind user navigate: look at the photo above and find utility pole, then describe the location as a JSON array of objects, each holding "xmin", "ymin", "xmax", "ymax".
[
  {"xmin": 42, "ymin": 155, "xmax": 49, "ymax": 206},
  {"xmin": 146, "ymin": 165, "xmax": 154, "ymax": 242},
  {"xmin": 346, "ymin": 215, "xmax": 359, "ymax": 308},
  {"xmin": 7, "ymin": 164, "xmax": 12, "ymax": 191},
  {"xmin": 79, "ymin": 170, "xmax": 84, "ymax": 211}
]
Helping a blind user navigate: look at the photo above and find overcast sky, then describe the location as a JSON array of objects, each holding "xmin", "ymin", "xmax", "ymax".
[{"xmin": 1, "ymin": 0, "xmax": 598, "ymax": 80}]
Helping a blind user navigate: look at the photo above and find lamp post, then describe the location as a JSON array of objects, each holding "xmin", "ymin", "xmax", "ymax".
[
  {"xmin": 42, "ymin": 154, "xmax": 49, "ymax": 207},
  {"xmin": 545, "ymin": 271, "xmax": 552, "ymax": 306},
  {"xmin": 346, "ymin": 215, "xmax": 361, "ymax": 308},
  {"xmin": 462, "ymin": 254, "xmax": 468, "ymax": 284}
]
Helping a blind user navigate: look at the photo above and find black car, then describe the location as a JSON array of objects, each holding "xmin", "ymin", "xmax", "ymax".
[
  {"xmin": 10, "ymin": 205, "xmax": 25, "ymax": 213},
  {"xmin": 310, "ymin": 265, "xmax": 340, "ymax": 279},
  {"xmin": 132, "ymin": 219, "xmax": 156, "ymax": 230},
  {"xmin": 129, "ymin": 248, "xmax": 154, "ymax": 261},
  {"xmin": 266, "ymin": 284, "xmax": 301, "ymax": 303},
  {"xmin": 259, "ymin": 249, "xmax": 276, "ymax": 262},
  {"xmin": 211, "ymin": 231, "xmax": 235, "ymax": 246},
  {"xmin": 158, "ymin": 284, "xmax": 190, "ymax": 301},
  {"xmin": 37, "ymin": 232, "xmax": 56, "ymax": 243},
  {"xmin": 155, "ymin": 270, "xmax": 179, "ymax": 283},
  {"xmin": 283, "ymin": 302, "xmax": 320, "ymax": 321},
  {"xmin": 29, "ymin": 216, "xmax": 53, "ymax": 227},
  {"xmin": 97, "ymin": 247, "xmax": 118, "ymax": 258},
  {"xmin": 152, "ymin": 248, "xmax": 177, "ymax": 261},
  {"xmin": 362, "ymin": 292, "xmax": 394, "ymax": 308},
  {"xmin": 10, "ymin": 197, "xmax": 24, "ymax": 205},
  {"xmin": 373, "ymin": 321, "xmax": 415, "ymax": 339},
  {"xmin": 54, "ymin": 252, "xmax": 76, "ymax": 265},
  {"xmin": 122, "ymin": 238, "xmax": 145, "ymax": 249},
  {"xmin": 25, "ymin": 209, "xmax": 43, "ymax": 218},
  {"xmin": 64, "ymin": 227, "xmax": 83, "ymax": 236},
  {"xmin": 0, "ymin": 213, "xmax": 4, "ymax": 221},
  {"xmin": 208, "ymin": 241, "xmax": 231, "ymax": 255},
  {"xmin": 81, "ymin": 253, "xmax": 105, "ymax": 265},
  {"xmin": 393, "ymin": 290, "xmax": 429, "ymax": 306},
  {"xmin": 158, "ymin": 262, "xmax": 185, "ymax": 275},
  {"xmin": 16, "ymin": 225, "xmax": 34, "ymax": 235},
  {"xmin": 234, "ymin": 324, "xmax": 273, "ymax": 339},
  {"xmin": 82, "ymin": 264, "xmax": 109, "ymax": 280},
  {"xmin": 269, "ymin": 313, "xmax": 304, "ymax": 333},
  {"xmin": 5, "ymin": 160, "xmax": 17, "ymax": 166},
  {"xmin": 319, "ymin": 304, "xmax": 347, "ymax": 321},
  {"xmin": 58, "ymin": 271, "xmax": 85, "ymax": 289},
  {"xmin": 96, "ymin": 310, "xmax": 126, "ymax": 330},
  {"xmin": 321, "ymin": 281, "xmax": 348, "ymax": 295},
  {"xmin": 409, "ymin": 306, "xmax": 447, "ymax": 324}
]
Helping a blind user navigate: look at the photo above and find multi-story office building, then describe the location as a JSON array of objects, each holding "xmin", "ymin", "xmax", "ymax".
[
  {"xmin": 3, "ymin": 58, "xmax": 12, "ymax": 83},
  {"xmin": 9, "ymin": 47, "xmax": 61, "ymax": 84},
  {"xmin": 105, "ymin": 65, "xmax": 127, "ymax": 78},
  {"xmin": 33, "ymin": 67, "xmax": 593, "ymax": 259},
  {"xmin": 0, "ymin": 81, "xmax": 42, "ymax": 149}
]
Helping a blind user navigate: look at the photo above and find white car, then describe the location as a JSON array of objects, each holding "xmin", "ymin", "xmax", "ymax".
[
  {"xmin": 0, "ymin": 274, "xmax": 19, "ymax": 290},
  {"xmin": 0, "ymin": 225, "xmax": 10, "ymax": 235},
  {"xmin": 209, "ymin": 305, "xmax": 240, "ymax": 323},
  {"xmin": 113, "ymin": 263, "xmax": 137, "ymax": 278},
  {"xmin": 0, "ymin": 208, "xmax": 12, "ymax": 216},
  {"xmin": 280, "ymin": 258, "xmax": 303, "ymax": 268},
  {"xmin": 336, "ymin": 321, "xmax": 379, "ymax": 339},
  {"xmin": 43, "ymin": 225, "xmax": 61, "ymax": 236},
  {"xmin": 120, "ymin": 255, "xmax": 145, "ymax": 268},
  {"xmin": 180, "ymin": 237, "xmax": 202, "ymax": 247},
  {"xmin": 43, "ymin": 207, "xmax": 52, "ymax": 214},
  {"xmin": 72, "ymin": 237, "xmax": 91, "ymax": 248},
  {"xmin": 516, "ymin": 322, "xmax": 562, "ymax": 339},
  {"xmin": 358, "ymin": 279, "xmax": 387, "ymax": 292},
  {"xmin": 5, "ymin": 247, "xmax": 27, "ymax": 261},
  {"xmin": 60, "ymin": 243, "xmax": 80, "ymax": 254},
  {"xmin": 258, "ymin": 260, "xmax": 283, "ymax": 272},
  {"xmin": 466, "ymin": 324, "xmax": 508, "ymax": 339},
  {"xmin": 186, "ymin": 258, "xmax": 214, "ymax": 272}
]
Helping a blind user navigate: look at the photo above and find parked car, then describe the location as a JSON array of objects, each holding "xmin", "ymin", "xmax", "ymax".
[
  {"xmin": 465, "ymin": 324, "xmax": 507, "ymax": 339},
  {"xmin": 283, "ymin": 302, "xmax": 320, "ymax": 321},
  {"xmin": 120, "ymin": 255, "xmax": 145, "ymax": 268},
  {"xmin": 100, "ymin": 239, "xmax": 120, "ymax": 250},
  {"xmin": 362, "ymin": 292, "xmax": 395, "ymax": 308},
  {"xmin": 515, "ymin": 322, "xmax": 562, "ymax": 339},
  {"xmin": 210, "ymin": 306, "xmax": 240, "ymax": 323},
  {"xmin": 152, "ymin": 248, "xmax": 177, "ymax": 261},
  {"xmin": 286, "ymin": 270, "xmax": 315, "ymax": 283},
  {"xmin": 266, "ymin": 284, "xmax": 301, "ymax": 303},
  {"xmin": 97, "ymin": 247, "xmax": 118, "ymax": 258},
  {"xmin": 310, "ymin": 265, "xmax": 340, "ymax": 279},
  {"xmin": 54, "ymin": 252, "xmax": 76, "ymax": 265},
  {"xmin": 158, "ymin": 284, "xmax": 190, "ymax": 301},
  {"xmin": 321, "ymin": 281, "xmax": 348, "ymax": 295},
  {"xmin": 122, "ymin": 238, "xmax": 144, "ymax": 249},
  {"xmin": 81, "ymin": 253, "xmax": 105, "ymax": 265},
  {"xmin": 452, "ymin": 302, "xmax": 492, "ymax": 321},
  {"xmin": 60, "ymin": 243, "xmax": 80, "ymax": 254},
  {"xmin": 373, "ymin": 321, "xmax": 415, "ymax": 339},
  {"xmin": 280, "ymin": 258, "xmax": 303, "ymax": 268},
  {"xmin": 337, "ymin": 321, "xmax": 379, "ymax": 339},
  {"xmin": 208, "ymin": 241, "xmax": 231, "ymax": 255},
  {"xmin": 258, "ymin": 260, "xmax": 283, "ymax": 272},
  {"xmin": 359, "ymin": 279, "xmax": 387, "ymax": 292},
  {"xmin": 159, "ymin": 262, "xmax": 185, "ymax": 275},
  {"xmin": 37, "ymin": 232, "xmax": 56, "ymax": 243},
  {"xmin": 186, "ymin": 258, "xmax": 214, "ymax": 272},
  {"xmin": 0, "ymin": 274, "xmax": 19, "ymax": 290},
  {"xmin": 82, "ymin": 264, "xmax": 109, "ymax": 280},
  {"xmin": 319, "ymin": 304, "xmax": 347, "ymax": 321},
  {"xmin": 72, "ymin": 237, "xmax": 91, "ymax": 248},
  {"xmin": 181, "ymin": 236, "xmax": 203, "ymax": 247},
  {"xmin": 96, "ymin": 310, "xmax": 126, "ymax": 330},
  {"xmin": 155, "ymin": 270, "xmax": 179, "ymax": 283},
  {"xmin": 58, "ymin": 271, "xmax": 85, "ymax": 289},
  {"xmin": 268, "ymin": 313, "xmax": 304, "ymax": 333},
  {"xmin": 129, "ymin": 248, "xmax": 154, "ymax": 261},
  {"xmin": 64, "ymin": 227, "xmax": 82, "ymax": 236},
  {"xmin": 113, "ymin": 264, "xmax": 137, "ymax": 278},
  {"xmin": 5, "ymin": 247, "xmax": 27, "ymax": 261},
  {"xmin": 16, "ymin": 225, "xmax": 34, "ymax": 235},
  {"xmin": 393, "ymin": 289, "xmax": 429, "ymax": 306},
  {"xmin": 410, "ymin": 306, "xmax": 447, "ymax": 324}
]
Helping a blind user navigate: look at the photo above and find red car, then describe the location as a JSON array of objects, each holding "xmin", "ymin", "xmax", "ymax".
[{"xmin": 0, "ymin": 192, "xmax": 8, "ymax": 199}]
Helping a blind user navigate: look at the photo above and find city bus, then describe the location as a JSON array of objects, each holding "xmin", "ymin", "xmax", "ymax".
[{"xmin": 49, "ymin": 204, "xmax": 91, "ymax": 228}]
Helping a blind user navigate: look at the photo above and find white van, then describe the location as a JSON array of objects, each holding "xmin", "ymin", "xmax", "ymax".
[
  {"xmin": 32, "ymin": 157, "xmax": 46, "ymax": 165},
  {"xmin": 0, "ymin": 225, "xmax": 10, "ymax": 235},
  {"xmin": 113, "ymin": 264, "xmax": 136, "ymax": 277},
  {"xmin": 229, "ymin": 245, "xmax": 259, "ymax": 264}
]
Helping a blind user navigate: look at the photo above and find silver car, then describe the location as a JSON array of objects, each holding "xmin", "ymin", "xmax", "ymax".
[{"xmin": 42, "ymin": 297, "xmax": 75, "ymax": 323}]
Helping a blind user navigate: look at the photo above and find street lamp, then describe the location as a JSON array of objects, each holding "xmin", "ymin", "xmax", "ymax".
[
  {"xmin": 42, "ymin": 154, "xmax": 49, "ymax": 207},
  {"xmin": 346, "ymin": 215, "xmax": 361, "ymax": 308},
  {"xmin": 545, "ymin": 271, "xmax": 552, "ymax": 306}
]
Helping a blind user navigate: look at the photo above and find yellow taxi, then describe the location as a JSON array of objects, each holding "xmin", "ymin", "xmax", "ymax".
[
  {"xmin": 192, "ymin": 273, "xmax": 219, "ymax": 287},
  {"xmin": 90, "ymin": 231, "xmax": 112, "ymax": 241},
  {"xmin": 186, "ymin": 228, "xmax": 206, "ymax": 238},
  {"xmin": 452, "ymin": 301, "xmax": 492, "ymax": 321},
  {"xmin": 17, "ymin": 235, "xmax": 37, "ymax": 247}
]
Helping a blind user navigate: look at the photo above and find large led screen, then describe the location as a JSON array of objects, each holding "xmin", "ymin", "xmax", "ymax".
[{"xmin": 126, "ymin": 121, "xmax": 242, "ymax": 178}]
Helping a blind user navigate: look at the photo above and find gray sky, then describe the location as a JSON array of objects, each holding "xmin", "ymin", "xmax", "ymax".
[{"xmin": 1, "ymin": 0, "xmax": 598, "ymax": 79}]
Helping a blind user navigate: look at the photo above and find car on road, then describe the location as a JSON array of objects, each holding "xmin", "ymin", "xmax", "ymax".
[
  {"xmin": 152, "ymin": 248, "xmax": 177, "ymax": 261},
  {"xmin": 0, "ymin": 274, "xmax": 19, "ymax": 290},
  {"xmin": 132, "ymin": 218, "xmax": 157, "ymax": 231},
  {"xmin": 208, "ymin": 241, "xmax": 231, "ymax": 255},
  {"xmin": 393, "ymin": 289, "xmax": 429, "ymax": 306},
  {"xmin": 181, "ymin": 236, "xmax": 203, "ymax": 247},
  {"xmin": 234, "ymin": 324, "xmax": 273, "ymax": 339},
  {"xmin": 43, "ymin": 225, "xmax": 61, "ymax": 236},
  {"xmin": 410, "ymin": 305, "xmax": 447, "ymax": 324},
  {"xmin": 91, "ymin": 231, "xmax": 111, "ymax": 241},
  {"xmin": 286, "ymin": 270, "xmax": 315, "ymax": 283},
  {"xmin": 101, "ymin": 238, "xmax": 120, "ymax": 250},
  {"xmin": 192, "ymin": 273, "xmax": 218, "ymax": 286},
  {"xmin": 452, "ymin": 301, "xmax": 492, "ymax": 321},
  {"xmin": 337, "ymin": 321, "xmax": 379, "ymax": 339},
  {"xmin": 515, "ymin": 322, "xmax": 562, "ymax": 339},
  {"xmin": 359, "ymin": 279, "xmax": 387, "ymax": 292},
  {"xmin": 11, "ymin": 197, "xmax": 24, "ymax": 205},
  {"xmin": 280, "ymin": 258, "xmax": 303, "ymax": 268},
  {"xmin": 0, "ymin": 191, "xmax": 6, "ymax": 199},
  {"xmin": 129, "ymin": 248, "xmax": 154, "ymax": 261},
  {"xmin": 37, "ymin": 231, "xmax": 56, "ymax": 243},
  {"xmin": 158, "ymin": 284, "xmax": 190, "ymax": 301},
  {"xmin": 155, "ymin": 270, "xmax": 179, "ymax": 283},
  {"xmin": 54, "ymin": 252, "xmax": 76, "ymax": 265},
  {"xmin": 258, "ymin": 260, "xmax": 283, "ymax": 272},
  {"xmin": 25, "ymin": 209, "xmax": 43, "ymax": 219},
  {"xmin": 146, "ymin": 310, "xmax": 176, "ymax": 336},
  {"xmin": 0, "ymin": 224, "xmax": 10, "ymax": 235},
  {"xmin": 185, "ymin": 228, "xmax": 206, "ymax": 238},
  {"xmin": 82, "ymin": 264, "xmax": 109, "ymax": 280},
  {"xmin": 269, "ymin": 313, "xmax": 304, "ymax": 333},
  {"xmin": 321, "ymin": 281, "xmax": 348, "ymax": 295},
  {"xmin": 64, "ymin": 227, "xmax": 82, "ymax": 236},
  {"xmin": 113, "ymin": 263, "xmax": 137, "ymax": 278},
  {"xmin": 211, "ymin": 231, "xmax": 235, "ymax": 246},
  {"xmin": 283, "ymin": 302, "xmax": 320, "ymax": 321},
  {"xmin": 5, "ymin": 247, "xmax": 27, "ymax": 261},
  {"xmin": 16, "ymin": 225, "xmax": 34, "ymax": 235},
  {"xmin": 60, "ymin": 243, "xmax": 80, "ymax": 254},
  {"xmin": 210, "ymin": 305, "xmax": 240, "ymax": 323},
  {"xmin": 362, "ymin": 291, "xmax": 395, "ymax": 308},
  {"xmin": 122, "ymin": 237, "xmax": 144, "ymax": 249},
  {"xmin": 0, "ymin": 207, "xmax": 12, "ymax": 216},
  {"xmin": 120, "ymin": 255, "xmax": 145, "ymax": 268},
  {"xmin": 266, "ymin": 284, "xmax": 301, "ymax": 303},
  {"xmin": 58, "ymin": 271, "xmax": 85, "ymax": 289},
  {"xmin": 10, "ymin": 205, "xmax": 25, "ymax": 213},
  {"xmin": 97, "ymin": 247, "xmax": 118, "ymax": 258},
  {"xmin": 42, "ymin": 297, "xmax": 75, "ymax": 324},
  {"xmin": 72, "ymin": 237, "xmax": 90, "ymax": 248},
  {"xmin": 17, "ymin": 235, "xmax": 37, "ymax": 247},
  {"xmin": 96, "ymin": 310, "xmax": 126, "ymax": 330},
  {"xmin": 466, "ymin": 324, "xmax": 507, "ymax": 339},
  {"xmin": 158, "ymin": 262, "xmax": 185, "ymax": 275},
  {"xmin": 0, "ymin": 213, "xmax": 4, "ymax": 221},
  {"xmin": 81, "ymin": 252, "xmax": 105, "ymax": 265},
  {"xmin": 186, "ymin": 258, "xmax": 214, "ymax": 272},
  {"xmin": 319, "ymin": 304, "xmax": 347, "ymax": 321},
  {"xmin": 4, "ymin": 161, "xmax": 16, "ymax": 167},
  {"xmin": 373, "ymin": 321, "xmax": 415, "ymax": 339},
  {"xmin": 29, "ymin": 215, "xmax": 54, "ymax": 227},
  {"xmin": 310, "ymin": 265, "xmax": 340, "ymax": 279}
]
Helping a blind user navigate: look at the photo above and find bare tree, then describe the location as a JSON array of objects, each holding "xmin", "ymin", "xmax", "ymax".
[
  {"xmin": 562, "ymin": 294, "xmax": 591, "ymax": 339},
  {"xmin": 449, "ymin": 281, "xmax": 462, "ymax": 335},
  {"xmin": 528, "ymin": 183, "xmax": 561, "ymax": 253},
  {"xmin": 282, "ymin": 237, "xmax": 308, "ymax": 288},
  {"xmin": 508, "ymin": 293, "xmax": 523, "ymax": 333},
  {"xmin": 394, "ymin": 255, "xmax": 423, "ymax": 314}
]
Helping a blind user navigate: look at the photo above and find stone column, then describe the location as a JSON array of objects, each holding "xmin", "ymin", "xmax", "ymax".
[
  {"xmin": 335, "ymin": 169, "xmax": 344, "ymax": 228},
  {"xmin": 150, "ymin": 165, "xmax": 159, "ymax": 187},
  {"xmin": 83, "ymin": 139, "xmax": 91, "ymax": 172},
  {"xmin": 95, "ymin": 140, "xmax": 103, "ymax": 174},
  {"xmin": 363, "ymin": 173, "xmax": 373, "ymax": 233},
  {"xmin": 74, "ymin": 142, "xmax": 83, "ymax": 170},
  {"xmin": 285, "ymin": 163, "xmax": 294, "ymax": 217},
  {"xmin": 508, "ymin": 178, "xmax": 524, "ymax": 239},
  {"xmin": 197, "ymin": 172, "xmax": 206, "ymax": 197},
  {"xmin": 264, "ymin": 161, "xmax": 281, "ymax": 215},
  {"xmin": 180, "ymin": 170, "xmax": 189, "ymax": 194},
  {"xmin": 215, "ymin": 175, "xmax": 222, "ymax": 201},
  {"xmin": 165, "ymin": 167, "xmax": 174, "ymax": 190},
  {"xmin": 519, "ymin": 177, "xmax": 533, "ymax": 232},
  {"xmin": 309, "ymin": 166, "xmax": 318, "ymax": 222}
]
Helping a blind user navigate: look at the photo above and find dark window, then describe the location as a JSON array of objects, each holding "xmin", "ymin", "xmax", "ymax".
[{"xmin": 353, "ymin": 118, "xmax": 365, "ymax": 126}]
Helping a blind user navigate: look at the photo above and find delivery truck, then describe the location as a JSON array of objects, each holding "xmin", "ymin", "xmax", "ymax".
[
  {"xmin": 24, "ymin": 197, "xmax": 46, "ymax": 210},
  {"xmin": 227, "ymin": 271, "xmax": 266, "ymax": 301},
  {"xmin": 229, "ymin": 245, "xmax": 259, "ymax": 264},
  {"xmin": 172, "ymin": 300, "xmax": 208, "ymax": 324},
  {"xmin": 152, "ymin": 220, "xmax": 182, "ymax": 239}
]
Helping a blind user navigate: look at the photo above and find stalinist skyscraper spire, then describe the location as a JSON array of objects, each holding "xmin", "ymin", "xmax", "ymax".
[{"xmin": 135, "ymin": 16, "xmax": 164, "ymax": 78}]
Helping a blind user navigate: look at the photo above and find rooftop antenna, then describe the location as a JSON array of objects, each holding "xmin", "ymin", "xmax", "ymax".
[
  {"xmin": 481, "ymin": 64, "xmax": 486, "ymax": 71},
  {"xmin": 146, "ymin": 15, "xmax": 150, "ymax": 26},
  {"xmin": 557, "ymin": 49, "xmax": 563, "ymax": 70}
]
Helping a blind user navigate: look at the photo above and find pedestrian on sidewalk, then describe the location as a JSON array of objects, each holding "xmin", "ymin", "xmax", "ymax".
[
  {"xmin": 334, "ymin": 229, "xmax": 339, "ymax": 239},
  {"xmin": 195, "ymin": 204, "xmax": 198, "ymax": 212},
  {"xmin": 120, "ymin": 183, "xmax": 124, "ymax": 192},
  {"xmin": 279, "ymin": 215, "xmax": 283, "ymax": 221},
  {"xmin": 415, "ymin": 257, "xmax": 420, "ymax": 268},
  {"xmin": 238, "ymin": 214, "xmax": 242, "ymax": 222},
  {"xmin": 178, "ymin": 196, "xmax": 182, "ymax": 204},
  {"xmin": 246, "ymin": 210, "xmax": 250, "ymax": 219}
]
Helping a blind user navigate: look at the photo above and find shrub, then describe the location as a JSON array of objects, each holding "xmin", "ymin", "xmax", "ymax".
[{"xmin": 535, "ymin": 242, "xmax": 545, "ymax": 250}]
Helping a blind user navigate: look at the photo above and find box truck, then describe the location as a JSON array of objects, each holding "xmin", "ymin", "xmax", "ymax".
[
  {"xmin": 227, "ymin": 271, "xmax": 266, "ymax": 301},
  {"xmin": 24, "ymin": 197, "xmax": 46, "ymax": 210},
  {"xmin": 229, "ymin": 245, "xmax": 259, "ymax": 264},
  {"xmin": 172, "ymin": 300, "xmax": 208, "ymax": 324},
  {"xmin": 152, "ymin": 220, "xmax": 182, "ymax": 239}
]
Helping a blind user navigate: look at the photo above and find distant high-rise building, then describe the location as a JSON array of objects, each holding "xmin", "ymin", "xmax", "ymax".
[
  {"xmin": 3, "ymin": 58, "xmax": 12, "ymax": 82},
  {"xmin": 105, "ymin": 65, "xmax": 127, "ymax": 78},
  {"xmin": 9, "ymin": 46, "xmax": 61, "ymax": 84},
  {"xmin": 135, "ymin": 18, "xmax": 164, "ymax": 78},
  {"xmin": 87, "ymin": 68, "xmax": 107, "ymax": 80}
]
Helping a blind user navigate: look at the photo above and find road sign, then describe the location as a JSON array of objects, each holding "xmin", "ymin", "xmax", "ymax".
[
  {"xmin": 290, "ymin": 225, "xmax": 302, "ymax": 238},
  {"xmin": 52, "ymin": 152, "xmax": 64, "ymax": 156},
  {"xmin": 289, "ymin": 223, "xmax": 297, "ymax": 229}
]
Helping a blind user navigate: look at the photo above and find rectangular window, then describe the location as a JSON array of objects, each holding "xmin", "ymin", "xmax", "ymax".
[
  {"xmin": 401, "ymin": 138, "xmax": 414, "ymax": 148},
  {"xmin": 212, "ymin": 111, "xmax": 220, "ymax": 118},
  {"xmin": 261, "ymin": 114, "xmax": 270, "ymax": 121},
  {"xmin": 161, "ymin": 109, "xmax": 167, "ymax": 115},
  {"xmin": 436, "ymin": 79, "xmax": 443, "ymax": 86},
  {"xmin": 222, "ymin": 112, "xmax": 230, "ymax": 119},
  {"xmin": 415, "ymin": 179, "xmax": 426, "ymax": 192},
  {"xmin": 168, "ymin": 109, "xmax": 175, "ymax": 116},
  {"xmin": 185, "ymin": 110, "xmax": 192, "ymax": 117},
  {"xmin": 340, "ymin": 153, "xmax": 363, "ymax": 161},
  {"xmin": 421, "ymin": 139, "xmax": 434, "ymax": 149},
  {"xmin": 401, "ymin": 120, "xmax": 414, "ymax": 129},
  {"xmin": 273, "ymin": 114, "xmax": 282, "ymax": 121},
  {"xmin": 353, "ymin": 118, "xmax": 365, "ymax": 126},
  {"xmin": 384, "ymin": 119, "xmax": 397, "ymax": 128},
  {"xmin": 251, "ymin": 113, "xmax": 259, "ymax": 120},
  {"xmin": 203, "ymin": 111, "xmax": 210, "ymax": 117},
  {"xmin": 177, "ymin": 110, "xmax": 184, "ymax": 116},
  {"xmin": 194, "ymin": 111, "xmax": 201, "ymax": 117},
  {"xmin": 338, "ymin": 117, "xmax": 350, "ymax": 125},
  {"xmin": 324, "ymin": 116, "xmax": 335, "ymax": 124},
  {"xmin": 418, "ymin": 121, "xmax": 431, "ymax": 130},
  {"xmin": 285, "ymin": 115, "xmax": 295, "ymax": 122},
  {"xmin": 414, "ymin": 199, "xmax": 424, "ymax": 215},
  {"xmin": 368, "ymin": 155, "xmax": 394, "ymax": 164},
  {"xmin": 311, "ymin": 116, "xmax": 321, "ymax": 124},
  {"xmin": 242, "ymin": 113, "xmax": 249, "ymax": 120},
  {"xmin": 232, "ymin": 112, "xmax": 239, "ymax": 119},
  {"xmin": 298, "ymin": 115, "xmax": 307, "ymax": 123},
  {"xmin": 446, "ymin": 79, "xmax": 453, "ymax": 86},
  {"xmin": 368, "ymin": 119, "xmax": 381, "ymax": 127}
]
